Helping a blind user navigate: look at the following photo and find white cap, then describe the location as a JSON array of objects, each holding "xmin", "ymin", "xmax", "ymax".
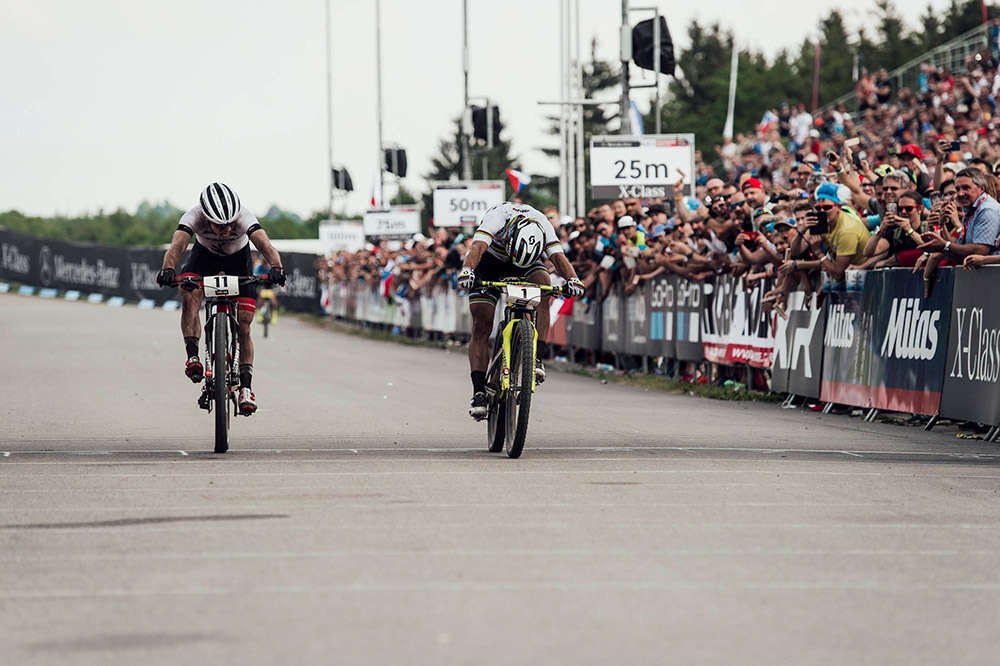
[
  {"xmin": 560, "ymin": 215, "xmax": 574, "ymax": 226},
  {"xmin": 616, "ymin": 215, "xmax": 636, "ymax": 228}
]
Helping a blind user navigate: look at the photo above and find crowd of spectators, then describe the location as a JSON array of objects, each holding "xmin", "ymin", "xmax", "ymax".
[{"xmin": 317, "ymin": 53, "xmax": 1000, "ymax": 327}]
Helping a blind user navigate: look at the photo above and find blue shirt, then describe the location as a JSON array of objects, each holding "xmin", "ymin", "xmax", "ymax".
[{"xmin": 963, "ymin": 194, "xmax": 1000, "ymax": 253}]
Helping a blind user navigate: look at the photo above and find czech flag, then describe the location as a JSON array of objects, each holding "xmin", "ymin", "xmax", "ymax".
[{"xmin": 506, "ymin": 168, "xmax": 531, "ymax": 193}]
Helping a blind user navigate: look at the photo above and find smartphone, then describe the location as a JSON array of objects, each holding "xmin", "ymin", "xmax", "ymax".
[
  {"xmin": 950, "ymin": 141, "xmax": 961, "ymax": 152},
  {"xmin": 886, "ymin": 202, "xmax": 897, "ymax": 216},
  {"xmin": 599, "ymin": 255, "xmax": 615, "ymax": 270},
  {"xmin": 844, "ymin": 137, "xmax": 861, "ymax": 148}
]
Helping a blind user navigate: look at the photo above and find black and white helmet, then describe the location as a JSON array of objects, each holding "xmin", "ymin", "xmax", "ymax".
[
  {"xmin": 505, "ymin": 215, "xmax": 545, "ymax": 268},
  {"xmin": 199, "ymin": 182, "xmax": 241, "ymax": 225}
]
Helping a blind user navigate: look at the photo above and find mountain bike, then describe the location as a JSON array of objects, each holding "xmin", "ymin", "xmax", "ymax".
[
  {"xmin": 478, "ymin": 279, "xmax": 569, "ymax": 458},
  {"xmin": 170, "ymin": 274, "xmax": 270, "ymax": 453}
]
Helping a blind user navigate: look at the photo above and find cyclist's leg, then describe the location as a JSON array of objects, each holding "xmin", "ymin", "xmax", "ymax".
[
  {"xmin": 236, "ymin": 301, "xmax": 255, "ymax": 368},
  {"xmin": 469, "ymin": 301, "xmax": 495, "ymax": 374},
  {"xmin": 180, "ymin": 287, "xmax": 204, "ymax": 340}
]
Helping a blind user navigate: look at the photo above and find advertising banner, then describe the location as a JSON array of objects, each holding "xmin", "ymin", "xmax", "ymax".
[
  {"xmin": 674, "ymin": 275, "xmax": 703, "ymax": 361},
  {"xmin": 590, "ymin": 134, "xmax": 696, "ymax": 200},
  {"xmin": 569, "ymin": 296, "xmax": 601, "ymax": 350},
  {"xmin": 624, "ymin": 283, "xmax": 649, "ymax": 356},
  {"xmin": 601, "ymin": 285, "xmax": 625, "ymax": 353},
  {"xmin": 701, "ymin": 274, "xmax": 774, "ymax": 367},
  {"xmin": 820, "ymin": 278, "xmax": 875, "ymax": 407},
  {"xmin": 940, "ymin": 267, "xmax": 1000, "ymax": 424},
  {"xmin": 865, "ymin": 268, "xmax": 953, "ymax": 415},
  {"xmin": 431, "ymin": 181, "xmax": 504, "ymax": 227},
  {"xmin": 363, "ymin": 207, "xmax": 421, "ymax": 239},
  {"xmin": 645, "ymin": 275, "xmax": 675, "ymax": 358},
  {"xmin": 786, "ymin": 300, "xmax": 826, "ymax": 399},
  {"xmin": 318, "ymin": 223, "xmax": 365, "ymax": 251}
]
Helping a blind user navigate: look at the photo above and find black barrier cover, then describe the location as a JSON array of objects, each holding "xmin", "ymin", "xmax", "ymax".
[
  {"xmin": 769, "ymin": 301, "xmax": 794, "ymax": 394},
  {"xmin": 624, "ymin": 282, "xmax": 649, "ymax": 356},
  {"xmin": 787, "ymin": 304, "xmax": 826, "ymax": 399},
  {"xmin": 601, "ymin": 285, "xmax": 625, "ymax": 353},
  {"xmin": 865, "ymin": 268, "xmax": 953, "ymax": 415},
  {"xmin": 645, "ymin": 275, "xmax": 675, "ymax": 358},
  {"xmin": 0, "ymin": 228, "xmax": 322, "ymax": 312},
  {"xmin": 940, "ymin": 267, "xmax": 1000, "ymax": 425},
  {"xmin": 279, "ymin": 252, "xmax": 323, "ymax": 314},
  {"xmin": 820, "ymin": 283, "xmax": 873, "ymax": 407},
  {"xmin": 673, "ymin": 275, "xmax": 703, "ymax": 360}
]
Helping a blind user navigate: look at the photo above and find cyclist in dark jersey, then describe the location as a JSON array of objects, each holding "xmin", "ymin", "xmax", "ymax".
[{"xmin": 156, "ymin": 183, "xmax": 286, "ymax": 415}]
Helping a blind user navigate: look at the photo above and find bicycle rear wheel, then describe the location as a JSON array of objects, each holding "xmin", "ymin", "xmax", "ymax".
[
  {"xmin": 504, "ymin": 318, "xmax": 534, "ymax": 459},
  {"xmin": 213, "ymin": 315, "xmax": 230, "ymax": 453}
]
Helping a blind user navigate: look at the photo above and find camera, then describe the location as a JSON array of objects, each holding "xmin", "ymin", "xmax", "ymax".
[{"xmin": 950, "ymin": 141, "xmax": 961, "ymax": 152}]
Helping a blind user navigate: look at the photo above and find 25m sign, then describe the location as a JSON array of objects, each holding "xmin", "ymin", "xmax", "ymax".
[{"xmin": 589, "ymin": 134, "xmax": 696, "ymax": 200}]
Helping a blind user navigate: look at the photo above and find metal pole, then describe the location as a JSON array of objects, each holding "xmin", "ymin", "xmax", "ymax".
[
  {"xmin": 461, "ymin": 0, "xmax": 471, "ymax": 180},
  {"xmin": 559, "ymin": 0, "xmax": 567, "ymax": 215},
  {"xmin": 374, "ymin": 0, "xmax": 385, "ymax": 204},
  {"xmin": 653, "ymin": 9, "xmax": 660, "ymax": 134},
  {"xmin": 565, "ymin": 0, "xmax": 575, "ymax": 217},
  {"xmin": 325, "ymin": 0, "xmax": 334, "ymax": 219},
  {"xmin": 485, "ymin": 97, "xmax": 493, "ymax": 179},
  {"xmin": 619, "ymin": 0, "xmax": 630, "ymax": 134},
  {"xmin": 575, "ymin": 0, "xmax": 585, "ymax": 216}
]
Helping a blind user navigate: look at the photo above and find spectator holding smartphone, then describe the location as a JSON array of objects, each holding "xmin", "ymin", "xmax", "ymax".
[
  {"xmin": 864, "ymin": 190, "xmax": 926, "ymax": 267},
  {"xmin": 778, "ymin": 182, "xmax": 870, "ymax": 281}
]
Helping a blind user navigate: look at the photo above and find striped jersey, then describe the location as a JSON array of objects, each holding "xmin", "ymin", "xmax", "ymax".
[
  {"xmin": 472, "ymin": 202, "xmax": 563, "ymax": 262},
  {"xmin": 177, "ymin": 206, "xmax": 262, "ymax": 257}
]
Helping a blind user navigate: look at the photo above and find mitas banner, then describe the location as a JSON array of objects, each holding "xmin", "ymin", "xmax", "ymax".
[
  {"xmin": 939, "ymin": 267, "xmax": 1000, "ymax": 425},
  {"xmin": 864, "ymin": 268, "xmax": 953, "ymax": 415}
]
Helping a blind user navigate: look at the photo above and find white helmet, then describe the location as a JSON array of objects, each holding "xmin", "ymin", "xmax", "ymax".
[
  {"xmin": 506, "ymin": 215, "xmax": 545, "ymax": 267},
  {"xmin": 199, "ymin": 182, "xmax": 241, "ymax": 225}
]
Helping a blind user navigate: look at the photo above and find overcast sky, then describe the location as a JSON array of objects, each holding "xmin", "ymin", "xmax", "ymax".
[{"xmin": 2, "ymin": 0, "xmax": 954, "ymax": 219}]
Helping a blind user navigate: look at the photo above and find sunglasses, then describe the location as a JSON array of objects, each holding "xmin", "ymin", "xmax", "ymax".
[
  {"xmin": 814, "ymin": 205, "xmax": 836, "ymax": 212},
  {"xmin": 897, "ymin": 206, "xmax": 918, "ymax": 213},
  {"xmin": 728, "ymin": 203, "xmax": 743, "ymax": 209},
  {"xmin": 941, "ymin": 191, "xmax": 956, "ymax": 197}
]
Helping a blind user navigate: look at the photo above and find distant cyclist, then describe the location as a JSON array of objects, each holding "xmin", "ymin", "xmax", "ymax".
[
  {"xmin": 458, "ymin": 201, "xmax": 584, "ymax": 420},
  {"xmin": 156, "ymin": 183, "xmax": 286, "ymax": 415},
  {"xmin": 253, "ymin": 255, "xmax": 279, "ymax": 324}
]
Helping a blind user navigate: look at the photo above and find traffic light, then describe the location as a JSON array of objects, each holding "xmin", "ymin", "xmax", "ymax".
[
  {"xmin": 471, "ymin": 105, "xmax": 501, "ymax": 145},
  {"xmin": 383, "ymin": 148, "xmax": 407, "ymax": 178},
  {"xmin": 631, "ymin": 16, "xmax": 675, "ymax": 76},
  {"xmin": 331, "ymin": 166, "xmax": 354, "ymax": 192}
]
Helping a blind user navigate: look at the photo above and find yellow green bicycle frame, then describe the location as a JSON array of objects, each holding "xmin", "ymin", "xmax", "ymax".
[{"xmin": 499, "ymin": 316, "xmax": 539, "ymax": 394}]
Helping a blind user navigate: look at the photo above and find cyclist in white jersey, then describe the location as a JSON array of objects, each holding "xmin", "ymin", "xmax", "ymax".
[
  {"xmin": 457, "ymin": 202, "xmax": 584, "ymax": 420},
  {"xmin": 156, "ymin": 183, "xmax": 285, "ymax": 415}
]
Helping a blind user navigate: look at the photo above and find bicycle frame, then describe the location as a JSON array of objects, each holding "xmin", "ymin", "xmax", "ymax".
[{"xmin": 481, "ymin": 280, "xmax": 563, "ymax": 396}]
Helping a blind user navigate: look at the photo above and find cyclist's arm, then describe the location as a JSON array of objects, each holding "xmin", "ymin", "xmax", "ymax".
[
  {"xmin": 162, "ymin": 229, "xmax": 192, "ymax": 270},
  {"xmin": 462, "ymin": 240, "xmax": 489, "ymax": 271},
  {"xmin": 550, "ymin": 252, "xmax": 579, "ymax": 282},
  {"xmin": 249, "ymin": 228, "xmax": 282, "ymax": 270}
]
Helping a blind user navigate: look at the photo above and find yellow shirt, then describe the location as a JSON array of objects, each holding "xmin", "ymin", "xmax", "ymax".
[{"xmin": 824, "ymin": 208, "xmax": 870, "ymax": 266}]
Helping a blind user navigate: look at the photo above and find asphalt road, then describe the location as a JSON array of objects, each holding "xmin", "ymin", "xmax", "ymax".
[{"xmin": 2, "ymin": 293, "xmax": 1000, "ymax": 665}]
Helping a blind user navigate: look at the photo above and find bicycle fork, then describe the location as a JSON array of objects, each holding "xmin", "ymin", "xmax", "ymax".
[{"xmin": 499, "ymin": 313, "xmax": 538, "ymax": 394}]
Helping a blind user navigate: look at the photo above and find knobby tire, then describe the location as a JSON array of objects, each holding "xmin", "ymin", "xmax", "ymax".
[
  {"xmin": 504, "ymin": 318, "xmax": 534, "ymax": 459},
  {"xmin": 213, "ymin": 315, "xmax": 230, "ymax": 453}
]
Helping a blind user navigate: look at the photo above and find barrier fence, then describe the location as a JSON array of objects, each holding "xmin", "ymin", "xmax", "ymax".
[
  {"xmin": 325, "ymin": 266, "xmax": 1000, "ymax": 429},
  {"xmin": 4, "ymin": 227, "xmax": 998, "ymax": 429},
  {"xmin": 0, "ymin": 228, "xmax": 323, "ymax": 313}
]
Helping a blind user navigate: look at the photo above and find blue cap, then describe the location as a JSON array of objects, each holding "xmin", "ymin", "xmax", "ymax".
[
  {"xmin": 815, "ymin": 181, "xmax": 842, "ymax": 204},
  {"xmin": 650, "ymin": 224, "xmax": 667, "ymax": 238}
]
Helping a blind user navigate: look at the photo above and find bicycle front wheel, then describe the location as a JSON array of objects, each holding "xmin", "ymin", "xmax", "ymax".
[
  {"xmin": 213, "ymin": 315, "xmax": 230, "ymax": 454},
  {"xmin": 504, "ymin": 317, "xmax": 535, "ymax": 459},
  {"xmin": 486, "ymin": 335, "xmax": 505, "ymax": 453}
]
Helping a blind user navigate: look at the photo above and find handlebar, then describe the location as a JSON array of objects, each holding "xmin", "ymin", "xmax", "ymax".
[
  {"xmin": 476, "ymin": 279, "xmax": 571, "ymax": 297},
  {"xmin": 167, "ymin": 275, "xmax": 272, "ymax": 292}
]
